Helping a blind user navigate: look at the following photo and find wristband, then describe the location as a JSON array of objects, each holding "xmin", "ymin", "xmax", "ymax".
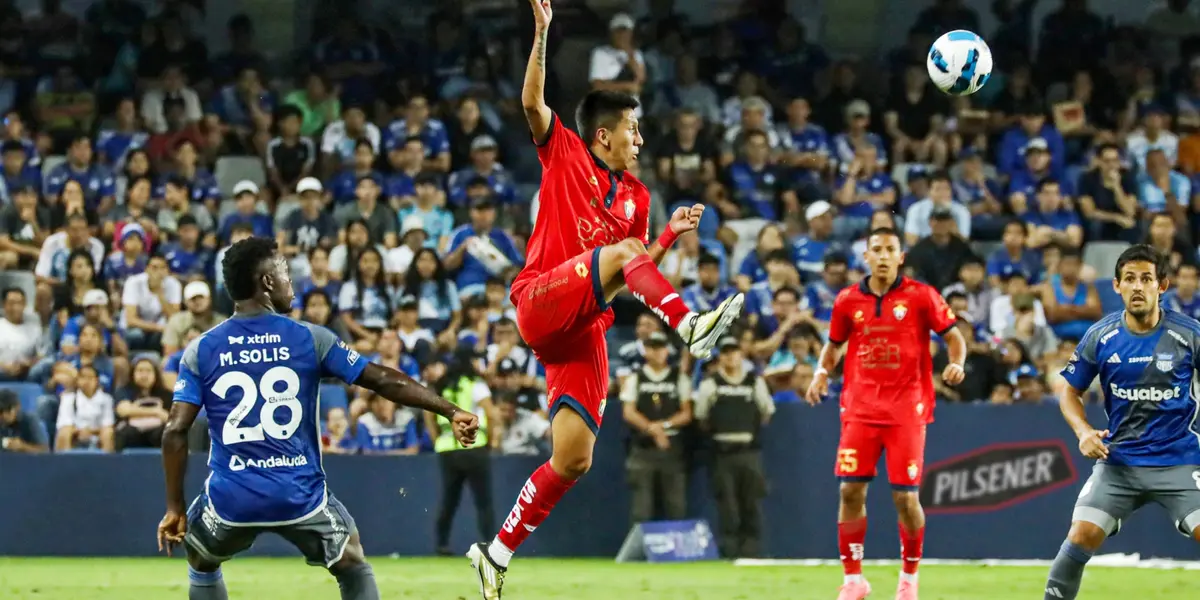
[{"xmin": 656, "ymin": 227, "xmax": 679, "ymax": 249}]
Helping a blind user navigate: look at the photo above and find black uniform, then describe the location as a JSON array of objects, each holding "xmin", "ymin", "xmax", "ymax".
[{"xmin": 623, "ymin": 365, "xmax": 689, "ymax": 524}]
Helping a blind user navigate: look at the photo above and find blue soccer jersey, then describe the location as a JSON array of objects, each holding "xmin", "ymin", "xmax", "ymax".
[
  {"xmin": 1061, "ymin": 309, "xmax": 1200, "ymax": 467},
  {"xmin": 174, "ymin": 313, "xmax": 368, "ymax": 524}
]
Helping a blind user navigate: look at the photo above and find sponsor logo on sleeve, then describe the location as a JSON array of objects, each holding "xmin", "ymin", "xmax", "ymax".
[{"xmin": 919, "ymin": 440, "xmax": 1077, "ymax": 514}]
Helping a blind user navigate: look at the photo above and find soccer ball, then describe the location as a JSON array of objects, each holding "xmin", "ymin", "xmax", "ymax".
[{"xmin": 926, "ymin": 30, "xmax": 993, "ymax": 96}]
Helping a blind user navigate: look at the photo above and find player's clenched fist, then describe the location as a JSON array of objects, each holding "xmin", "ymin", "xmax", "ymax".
[
  {"xmin": 668, "ymin": 203, "xmax": 705, "ymax": 235},
  {"xmin": 1077, "ymin": 428, "xmax": 1110, "ymax": 460},
  {"xmin": 941, "ymin": 362, "xmax": 965, "ymax": 385},
  {"xmin": 529, "ymin": 0, "xmax": 552, "ymax": 27},
  {"xmin": 805, "ymin": 369, "xmax": 829, "ymax": 406},
  {"xmin": 452, "ymin": 410, "xmax": 481, "ymax": 446}
]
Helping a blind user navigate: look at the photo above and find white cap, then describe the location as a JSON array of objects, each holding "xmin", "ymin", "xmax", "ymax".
[
  {"xmin": 184, "ymin": 281, "xmax": 210, "ymax": 300},
  {"xmin": 297, "ymin": 177, "xmax": 323, "ymax": 194},
  {"xmin": 470, "ymin": 135, "xmax": 498, "ymax": 152},
  {"xmin": 82, "ymin": 289, "xmax": 108, "ymax": 307},
  {"xmin": 233, "ymin": 180, "xmax": 259, "ymax": 196},
  {"xmin": 401, "ymin": 214, "xmax": 426, "ymax": 237},
  {"xmin": 805, "ymin": 200, "xmax": 833, "ymax": 222},
  {"xmin": 609, "ymin": 13, "xmax": 635, "ymax": 30}
]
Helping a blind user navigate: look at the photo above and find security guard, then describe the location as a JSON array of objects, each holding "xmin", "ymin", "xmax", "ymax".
[
  {"xmin": 427, "ymin": 355, "xmax": 496, "ymax": 556},
  {"xmin": 620, "ymin": 331, "xmax": 693, "ymax": 524},
  {"xmin": 694, "ymin": 336, "xmax": 776, "ymax": 558}
]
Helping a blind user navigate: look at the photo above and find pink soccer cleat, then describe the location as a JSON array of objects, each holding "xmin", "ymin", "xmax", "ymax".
[
  {"xmin": 836, "ymin": 579, "xmax": 872, "ymax": 600},
  {"xmin": 894, "ymin": 579, "xmax": 918, "ymax": 600}
]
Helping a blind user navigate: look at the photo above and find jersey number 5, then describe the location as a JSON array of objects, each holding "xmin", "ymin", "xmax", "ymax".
[
  {"xmin": 838, "ymin": 449, "xmax": 858, "ymax": 473},
  {"xmin": 215, "ymin": 366, "xmax": 303, "ymax": 445}
]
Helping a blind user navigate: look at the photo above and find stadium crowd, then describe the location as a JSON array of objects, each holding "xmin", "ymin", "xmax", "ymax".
[{"xmin": 1, "ymin": 0, "xmax": 1199, "ymax": 461}]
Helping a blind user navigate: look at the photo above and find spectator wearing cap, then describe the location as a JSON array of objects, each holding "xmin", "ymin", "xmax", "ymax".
[
  {"xmin": 720, "ymin": 96, "xmax": 784, "ymax": 167},
  {"xmin": 589, "ymin": 13, "xmax": 646, "ymax": 116},
  {"xmin": 987, "ymin": 220, "xmax": 1043, "ymax": 287},
  {"xmin": 383, "ymin": 93, "xmax": 452, "ymax": 173},
  {"xmin": 265, "ymin": 105, "xmax": 316, "ymax": 197},
  {"xmin": 952, "ymin": 148, "xmax": 1006, "ymax": 240},
  {"xmin": 1137, "ymin": 148, "xmax": 1190, "ymax": 223},
  {"xmin": 444, "ymin": 195, "xmax": 523, "ymax": 299},
  {"xmin": 621, "ymin": 330, "xmax": 692, "ymax": 525},
  {"xmin": 0, "ymin": 140, "xmax": 41, "ymax": 205},
  {"xmin": 60, "ymin": 288, "xmax": 117, "ymax": 356},
  {"xmin": 490, "ymin": 356, "xmax": 547, "ymax": 416},
  {"xmin": 395, "ymin": 295, "xmax": 436, "ymax": 365},
  {"xmin": 833, "ymin": 140, "xmax": 895, "ymax": 241},
  {"xmin": 121, "ymin": 254, "xmax": 181, "ymax": 352},
  {"xmin": 884, "ymin": 63, "xmax": 951, "ymax": 167},
  {"xmin": 388, "ymin": 214, "xmax": 427, "ymax": 276},
  {"xmin": 1024, "ymin": 179, "xmax": 1083, "ymax": 250},
  {"xmin": 683, "ymin": 252, "xmax": 738, "ymax": 313},
  {"xmin": 1010, "ymin": 363, "xmax": 1054, "ymax": 404},
  {"xmin": 103, "ymin": 223, "xmax": 148, "ymax": 294},
  {"xmin": 831, "ymin": 99, "xmax": 887, "ymax": 167},
  {"xmin": 719, "ymin": 129, "xmax": 798, "ymax": 222},
  {"xmin": 161, "ymin": 281, "xmax": 225, "ymax": 356},
  {"xmin": 616, "ymin": 313, "xmax": 678, "ymax": 380},
  {"xmin": 320, "ymin": 103, "xmax": 382, "ymax": 174},
  {"xmin": 803, "ymin": 252, "xmax": 851, "ymax": 329},
  {"xmin": 329, "ymin": 139, "xmax": 385, "ymax": 206},
  {"xmin": 0, "ymin": 287, "xmax": 43, "ymax": 380},
  {"xmin": 907, "ymin": 207, "xmax": 976, "ymax": 291},
  {"xmin": 278, "ymin": 177, "xmax": 337, "ymax": 273},
  {"xmin": 694, "ymin": 335, "xmax": 774, "ymax": 558},
  {"xmin": 95, "ymin": 97, "xmax": 149, "ymax": 170},
  {"xmin": 397, "ymin": 172, "xmax": 454, "ymax": 250},
  {"xmin": 1127, "ymin": 103, "xmax": 1179, "ymax": 173},
  {"xmin": 209, "ymin": 66, "xmax": 276, "ymax": 155},
  {"xmin": 0, "ymin": 182, "xmax": 50, "ymax": 271},
  {"xmin": 334, "ymin": 173, "xmax": 398, "ymax": 249},
  {"xmin": 159, "ymin": 214, "xmax": 214, "ymax": 282},
  {"xmin": 1077, "ymin": 142, "xmax": 1140, "ymax": 243},
  {"xmin": 447, "ymin": 135, "xmax": 515, "ymax": 209},
  {"xmin": 897, "ymin": 165, "xmax": 930, "ymax": 214},
  {"xmin": 997, "ymin": 99, "xmax": 1066, "ymax": 180},
  {"xmin": 382, "ymin": 135, "xmax": 425, "ymax": 206},
  {"xmin": 1007, "ymin": 136, "xmax": 1073, "ymax": 216},
  {"xmin": 0, "ymin": 389, "xmax": 49, "ymax": 453},
  {"xmin": 35, "ymin": 213, "xmax": 106, "ymax": 284},
  {"xmin": 904, "ymin": 170, "xmax": 971, "ymax": 245},
  {"xmin": 156, "ymin": 174, "xmax": 216, "ymax": 240},
  {"xmin": 218, "ymin": 180, "xmax": 273, "ymax": 244},
  {"xmin": 43, "ymin": 134, "xmax": 116, "ymax": 216},
  {"xmin": 792, "ymin": 200, "xmax": 842, "ymax": 284},
  {"xmin": 155, "ymin": 139, "xmax": 222, "ymax": 210}
]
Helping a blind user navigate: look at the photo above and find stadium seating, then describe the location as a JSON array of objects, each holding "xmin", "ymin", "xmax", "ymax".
[{"xmin": 0, "ymin": 382, "xmax": 46, "ymax": 414}]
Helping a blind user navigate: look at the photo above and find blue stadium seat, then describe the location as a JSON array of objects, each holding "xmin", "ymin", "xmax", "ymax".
[
  {"xmin": 319, "ymin": 383, "xmax": 349, "ymax": 418},
  {"xmin": 0, "ymin": 382, "xmax": 46, "ymax": 414},
  {"xmin": 1096, "ymin": 278, "xmax": 1123, "ymax": 314}
]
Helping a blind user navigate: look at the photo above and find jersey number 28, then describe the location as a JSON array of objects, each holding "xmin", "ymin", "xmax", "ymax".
[{"xmin": 215, "ymin": 366, "xmax": 303, "ymax": 445}]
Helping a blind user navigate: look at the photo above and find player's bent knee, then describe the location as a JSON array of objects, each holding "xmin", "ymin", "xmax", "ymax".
[
  {"xmin": 839, "ymin": 482, "xmax": 868, "ymax": 508},
  {"xmin": 891, "ymin": 490, "xmax": 921, "ymax": 512},
  {"xmin": 1066, "ymin": 520, "xmax": 1108, "ymax": 551},
  {"xmin": 550, "ymin": 451, "xmax": 592, "ymax": 480}
]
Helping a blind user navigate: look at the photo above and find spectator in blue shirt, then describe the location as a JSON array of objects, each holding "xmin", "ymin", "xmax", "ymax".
[
  {"xmin": 444, "ymin": 197, "xmax": 523, "ymax": 298},
  {"xmin": 95, "ymin": 98, "xmax": 148, "ymax": 169},
  {"xmin": 793, "ymin": 200, "xmax": 842, "ymax": 283},
  {"xmin": 0, "ymin": 140, "xmax": 40, "ymax": 206},
  {"xmin": 736, "ymin": 223, "xmax": 787, "ymax": 290},
  {"xmin": 398, "ymin": 172, "xmax": 455, "ymax": 251},
  {"xmin": 744, "ymin": 249, "xmax": 800, "ymax": 323},
  {"xmin": 1163, "ymin": 263, "xmax": 1200, "ymax": 320},
  {"xmin": 833, "ymin": 142, "xmax": 896, "ymax": 241},
  {"xmin": 159, "ymin": 214, "xmax": 213, "ymax": 282},
  {"xmin": 209, "ymin": 66, "xmax": 275, "ymax": 155},
  {"xmin": 718, "ymin": 129, "xmax": 797, "ymax": 221},
  {"xmin": 1137, "ymin": 148, "xmax": 1189, "ymax": 219},
  {"xmin": 1024, "ymin": 179, "xmax": 1083, "ymax": 250},
  {"xmin": 329, "ymin": 139, "xmax": 384, "ymax": 205},
  {"xmin": 1007, "ymin": 137, "xmax": 1073, "ymax": 215},
  {"xmin": 447, "ymin": 135, "xmax": 515, "ymax": 208},
  {"xmin": 804, "ymin": 253, "xmax": 849, "ymax": 329},
  {"xmin": 103, "ymin": 223, "xmax": 148, "ymax": 295},
  {"xmin": 952, "ymin": 147, "xmax": 1005, "ymax": 240},
  {"xmin": 400, "ymin": 248, "xmax": 462, "ymax": 336},
  {"xmin": 898, "ymin": 165, "xmax": 929, "ymax": 213},
  {"xmin": 311, "ymin": 16, "xmax": 385, "ymax": 106},
  {"xmin": 831, "ymin": 99, "xmax": 888, "ymax": 166},
  {"xmin": 60, "ymin": 288, "xmax": 116, "ymax": 357},
  {"xmin": 781, "ymin": 97, "xmax": 831, "ymax": 190},
  {"xmin": 355, "ymin": 392, "xmax": 420, "ymax": 455},
  {"xmin": 155, "ymin": 139, "xmax": 222, "ymax": 212},
  {"xmin": 683, "ymin": 252, "xmax": 738, "ymax": 312},
  {"xmin": 43, "ymin": 134, "xmax": 116, "ymax": 215},
  {"xmin": 996, "ymin": 99, "xmax": 1066, "ymax": 180},
  {"xmin": 987, "ymin": 219, "xmax": 1043, "ymax": 287},
  {"xmin": 0, "ymin": 110, "xmax": 41, "ymax": 171},
  {"xmin": 0, "ymin": 389, "xmax": 49, "ymax": 453},
  {"xmin": 218, "ymin": 180, "xmax": 273, "ymax": 244},
  {"xmin": 384, "ymin": 93, "xmax": 452, "ymax": 173},
  {"xmin": 384, "ymin": 135, "xmax": 424, "ymax": 205}
]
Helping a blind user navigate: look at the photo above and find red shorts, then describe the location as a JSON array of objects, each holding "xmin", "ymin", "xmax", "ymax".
[
  {"xmin": 834, "ymin": 421, "xmax": 928, "ymax": 490},
  {"xmin": 511, "ymin": 249, "xmax": 613, "ymax": 435}
]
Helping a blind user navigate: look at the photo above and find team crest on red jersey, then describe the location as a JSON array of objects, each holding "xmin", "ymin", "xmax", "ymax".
[
  {"xmin": 588, "ymin": 175, "xmax": 598, "ymax": 187},
  {"xmin": 907, "ymin": 462, "xmax": 919, "ymax": 481},
  {"xmin": 853, "ymin": 310, "xmax": 864, "ymax": 322},
  {"xmin": 893, "ymin": 303, "xmax": 908, "ymax": 321},
  {"xmin": 624, "ymin": 198, "xmax": 635, "ymax": 219}
]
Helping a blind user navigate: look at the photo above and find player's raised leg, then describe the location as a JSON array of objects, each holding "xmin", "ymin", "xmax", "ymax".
[{"xmin": 596, "ymin": 237, "xmax": 744, "ymax": 359}]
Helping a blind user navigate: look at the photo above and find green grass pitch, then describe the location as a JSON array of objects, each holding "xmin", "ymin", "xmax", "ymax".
[{"xmin": 0, "ymin": 557, "xmax": 1195, "ymax": 599}]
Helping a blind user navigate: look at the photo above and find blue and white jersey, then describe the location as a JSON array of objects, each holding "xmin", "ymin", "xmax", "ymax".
[
  {"xmin": 681, "ymin": 282, "xmax": 737, "ymax": 313},
  {"xmin": 95, "ymin": 129, "xmax": 149, "ymax": 169},
  {"xmin": 174, "ymin": 313, "xmax": 368, "ymax": 525},
  {"xmin": 1163, "ymin": 290, "xmax": 1200, "ymax": 321},
  {"xmin": 1061, "ymin": 310, "xmax": 1200, "ymax": 467}
]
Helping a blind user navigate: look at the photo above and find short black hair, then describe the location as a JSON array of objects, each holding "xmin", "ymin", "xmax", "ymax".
[
  {"xmin": 763, "ymin": 249, "xmax": 793, "ymax": 265},
  {"xmin": 275, "ymin": 104, "xmax": 302, "ymax": 122},
  {"xmin": 867, "ymin": 226, "xmax": 901, "ymax": 241},
  {"xmin": 945, "ymin": 290, "xmax": 967, "ymax": 303},
  {"xmin": 230, "ymin": 222, "xmax": 256, "ymax": 237},
  {"xmin": 1, "ymin": 140, "xmax": 24, "ymax": 154},
  {"xmin": 773, "ymin": 286, "xmax": 800, "ymax": 302},
  {"xmin": 1036, "ymin": 178, "xmax": 1061, "ymax": 193},
  {"xmin": 1177, "ymin": 262, "xmax": 1199, "ymax": 276},
  {"xmin": 354, "ymin": 138, "xmax": 375, "ymax": 153},
  {"xmin": 1060, "ymin": 247, "xmax": 1082, "ymax": 261},
  {"xmin": 575, "ymin": 90, "xmax": 640, "ymax": 145},
  {"xmin": 742, "ymin": 129, "xmax": 769, "ymax": 144},
  {"xmin": 0, "ymin": 389, "xmax": 17, "ymax": 412},
  {"xmin": 223, "ymin": 236, "xmax": 279, "ymax": 301},
  {"xmin": 928, "ymin": 170, "xmax": 952, "ymax": 186},
  {"xmin": 697, "ymin": 253, "xmax": 721, "ymax": 268},
  {"xmin": 1114, "ymin": 244, "xmax": 1169, "ymax": 281},
  {"xmin": 1096, "ymin": 142, "xmax": 1121, "ymax": 157},
  {"xmin": 823, "ymin": 253, "xmax": 849, "ymax": 269},
  {"xmin": 2, "ymin": 286, "xmax": 24, "ymax": 300},
  {"xmin": 960, "ymin": 254, "xmax": 984, "ymax": 268}
]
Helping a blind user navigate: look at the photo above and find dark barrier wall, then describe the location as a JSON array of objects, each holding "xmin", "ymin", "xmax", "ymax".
[{"xmin": 2, "ymin": 403, "xmax": 1197, "ymax": 559}]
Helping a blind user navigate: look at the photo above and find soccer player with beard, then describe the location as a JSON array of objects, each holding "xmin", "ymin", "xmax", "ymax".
[
  {"xmin": 466, "ymin": 1, "xmax": 745, "ymax": 598},
  {"xmin": 1045, "ymin": 245, "xmax": 1200, "ymax": 600},
  {"xmin": 806, "ymin": 227, "xmax": 966, "ymax": 600}
]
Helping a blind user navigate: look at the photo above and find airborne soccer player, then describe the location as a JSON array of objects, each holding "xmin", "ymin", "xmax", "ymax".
[
  {"xmin": 806, "ymin": 227, "xmax": 966, "ymax": 600},
  {"xmin": 466, "ymin": 1, "xmax": 744, "ymax": 597},
  {"xmin": 155, "ymin": 237, "xmax": 479, "ymax": 600},
  {"xmin": 1044, "ymin": 245, "xmax": 1200, "ymax": 600}
]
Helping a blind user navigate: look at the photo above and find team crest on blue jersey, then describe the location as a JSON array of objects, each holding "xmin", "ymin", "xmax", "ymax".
[
  {"xmin": 1157, "ymin": 353, "xmax": 1174, "ymax": 372},
  {"xmin": 893, "ymin": 303, "xmax": 908, "ymax": 321}
]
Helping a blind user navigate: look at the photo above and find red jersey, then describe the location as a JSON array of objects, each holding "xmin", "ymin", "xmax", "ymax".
[
  {"xmin": 513, "ymin": 113, "xmax": 651, "ymax": 292},
  {"xmin": 828, "ymin": 276, "xmax": 957, "ymax": 425}
]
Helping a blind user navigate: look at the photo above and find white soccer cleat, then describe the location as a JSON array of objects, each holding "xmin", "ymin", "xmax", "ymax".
[
  {"xmin": 467, "ymin": 542, "xmax": 506, "ymax": 600},
  {"xmin": 676, "ymin": 293, "xmax": 745, "ymax": 359}
]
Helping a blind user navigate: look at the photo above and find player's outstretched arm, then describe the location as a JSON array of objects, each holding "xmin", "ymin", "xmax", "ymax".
[
  {"xmin": 357, "ymin": 363, "xmax": 479, "ymax": 445},
  {"xmin": 523, "ymin": 0, "xmax": 554, "ymax": 144}
]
